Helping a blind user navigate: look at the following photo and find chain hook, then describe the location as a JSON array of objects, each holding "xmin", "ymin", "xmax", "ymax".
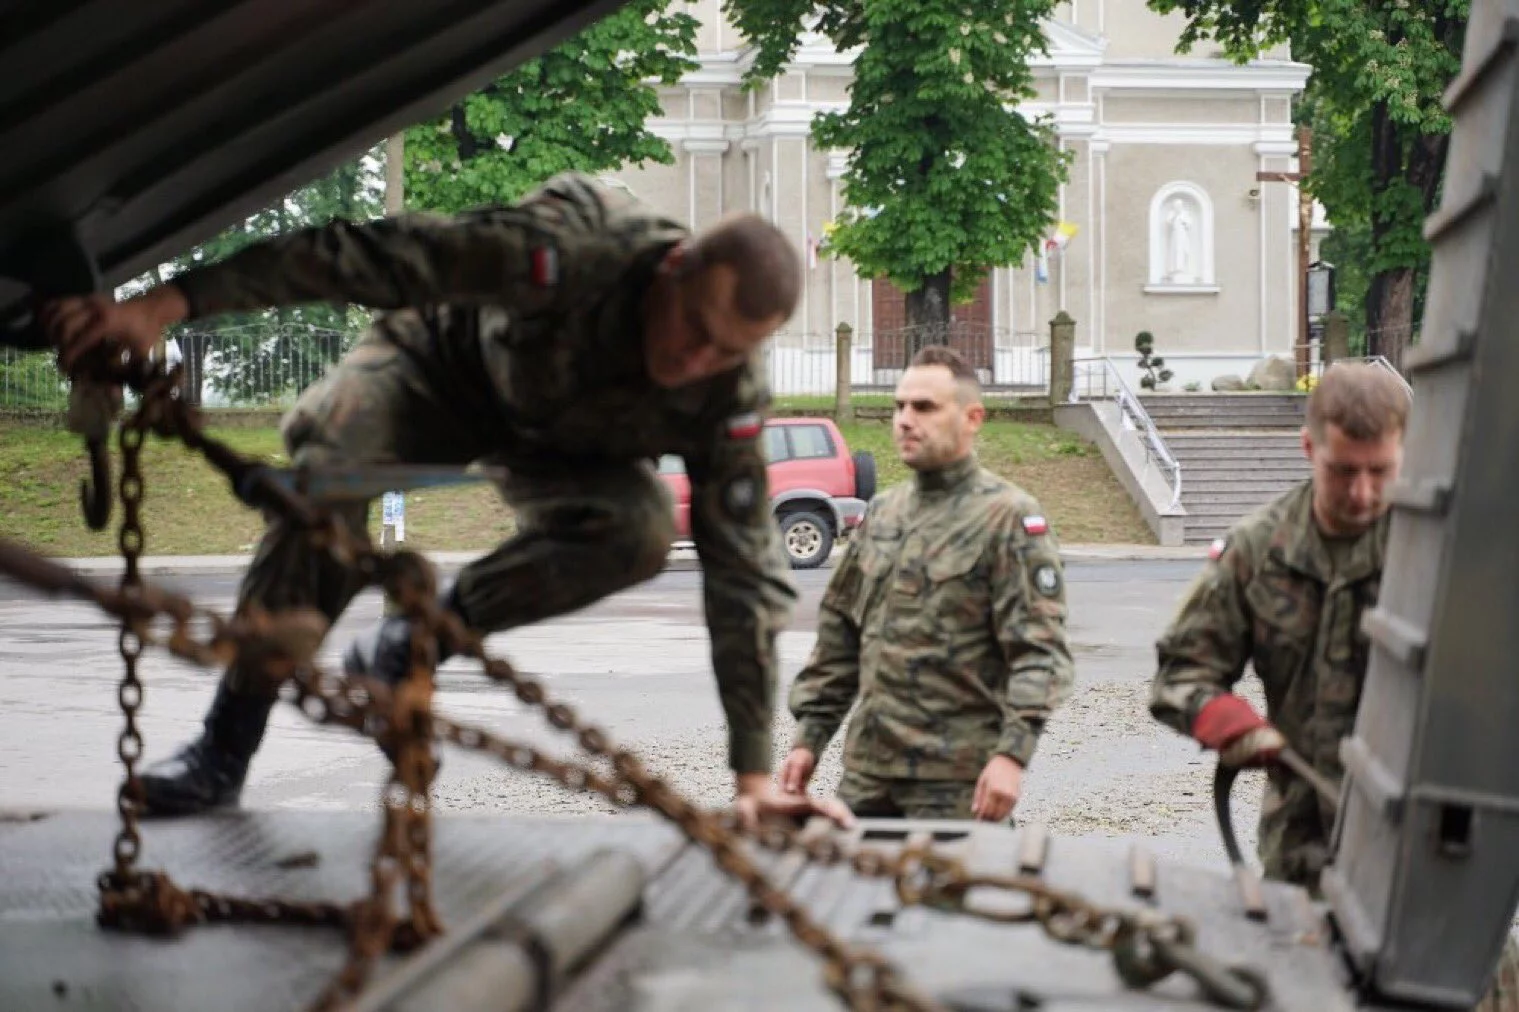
[{"xmin": 80, "ymin": 436, "xmax": 112, "ymax": 529}]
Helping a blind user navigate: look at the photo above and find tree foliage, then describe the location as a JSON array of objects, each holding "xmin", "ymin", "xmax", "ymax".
[
  {"xmin": 1149, "ymin": 0, "xmax": 1467, "ymax": 367},
  {"xmin": 726, "ymin": 0, "xmax": 1070, "ymax": 329},
  {"xmin": 402, "ymin": 0, "xmax": 699, "ymax": 212},
  {"xmin": 156, "ymin": 154, "xmax": 384, "ymax": 405}
]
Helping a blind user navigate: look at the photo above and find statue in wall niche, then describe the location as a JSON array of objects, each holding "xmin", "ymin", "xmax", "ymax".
[{"xmin": 1165, "ymin": 197, "xmax": 1196, "ymax": 283}]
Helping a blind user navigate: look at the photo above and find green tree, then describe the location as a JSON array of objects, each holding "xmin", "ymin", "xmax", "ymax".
[
  {"xmin": 160, "ymin": 154, "xmax": 383, "ymax": 405},
  {"xmin": 1149, "ymin": 0, "xmax": 1467, "ymax": 370},
  {"xmin": 726, "ymin": 0, "xmax": 1070, "ymax": 334},
  {"xmin": 402, "ymin": 0, "xmax": 698, "ymax": 211}
]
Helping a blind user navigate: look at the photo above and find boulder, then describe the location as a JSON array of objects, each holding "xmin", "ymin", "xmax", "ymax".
[
  {"xmin": 1211, "ymin": 374, "xmax": 1245, "ymax": 392},
  {"xmin": 1247, "ymin": 355, "xmax": 1297, "ymax": 392}
]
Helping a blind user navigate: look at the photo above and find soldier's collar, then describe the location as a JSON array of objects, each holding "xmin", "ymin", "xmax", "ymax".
[
  {"xmin": 1270, "ymin": 482, "xmax": 1386, "ymax": 584},
  {"xmin": 914, "ymin": 453, "xmax": 979, "ymax": 494}
]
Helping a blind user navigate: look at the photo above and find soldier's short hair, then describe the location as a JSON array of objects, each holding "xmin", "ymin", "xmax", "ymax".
[
  {"xmin": 684, "ymin": 213, "xmax": 801, "ymax": 323},
  {"xmin": 909, "ymin": 345, "xmax": 982, "ymax": 404},
  {"xmin": 1306, "ymin": 361, "xmax": 1410, "ymax": 441}
]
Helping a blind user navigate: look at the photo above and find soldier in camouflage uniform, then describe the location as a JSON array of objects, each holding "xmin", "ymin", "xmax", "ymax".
[
  {"xmin": 1150, "ymin": 362, "xmax": 1410, "ymax": 891},
  {"xmin": 779, "ymin": 346, "xmax": 1075, "ymax": 821},
  {"xmin": 44, "ymin": 172, "xmax": 849, "ymax": 827}
]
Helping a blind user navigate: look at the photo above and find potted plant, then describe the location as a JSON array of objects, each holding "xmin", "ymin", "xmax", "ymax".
[{"xmin": 1135, "ymin": 331, "xmax": 1174, "ymax": 391}]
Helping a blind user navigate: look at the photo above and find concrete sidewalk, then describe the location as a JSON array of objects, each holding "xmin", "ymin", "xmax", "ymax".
[{"xmin": 45, "ymin": 541, "xmax": 1209, "ymax": 577}]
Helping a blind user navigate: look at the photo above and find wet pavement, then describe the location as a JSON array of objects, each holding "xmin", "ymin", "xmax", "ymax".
[{"xmin": 0, "ymin": 557, "xmax": 1261, "ymax": 875}]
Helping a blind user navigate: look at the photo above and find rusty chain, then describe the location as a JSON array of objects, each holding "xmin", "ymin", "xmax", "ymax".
[
  {"xmin": 11, "ymin": 355, "xmax": 1268, "ymax": 1012},
  {"xmin": 94, "ymin": 404, "xmax": 155, "ymax": 932}
]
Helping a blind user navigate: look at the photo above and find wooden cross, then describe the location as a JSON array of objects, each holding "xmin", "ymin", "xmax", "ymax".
[{"xmin": 1256, "ymin": 125, "xmax": 1314, "ymax": 378}]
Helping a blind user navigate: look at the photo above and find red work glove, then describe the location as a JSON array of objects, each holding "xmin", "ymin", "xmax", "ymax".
[{"xmin": 1192, "ymin": 694, "xmax": 1286, "ymax": 768}]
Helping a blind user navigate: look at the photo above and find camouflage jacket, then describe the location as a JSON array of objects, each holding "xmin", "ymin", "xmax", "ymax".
[
  {"xmin": 789, "ymin": 454, "xmax": 1075, "ymax": 780},
  {"xmin": 1150, "ymin": 481, "xmax": 1389, "ymax": 883},
  {"xmin": 171, "ymin": 172, "xmax": 796, "ymax": 775}
]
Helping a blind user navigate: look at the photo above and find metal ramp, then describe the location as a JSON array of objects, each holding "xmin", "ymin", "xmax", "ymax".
[
  {"xmin": 1324, "ymin": 0, "xmax": 1519, "ymax": 1004},
  {"xmin": 0, "ymin": 809, "xmax": 1367, "ymax": 1012}
]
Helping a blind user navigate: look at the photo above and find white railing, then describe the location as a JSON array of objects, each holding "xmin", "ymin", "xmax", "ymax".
[
  {"xmin": 760, "ymin": 327, "xmax": 1049, "ymax": 398},
  {"xmin": 1315, "ymin": 354, "xmax": 1413, "ymax": 397},
  {"xmin": 1296, "ymin": 344, "xmax": 1414, "ymax": 398},
  {"xmin": 1069, "ymin": 356, "xmax": 1183, "ymax": 511}
]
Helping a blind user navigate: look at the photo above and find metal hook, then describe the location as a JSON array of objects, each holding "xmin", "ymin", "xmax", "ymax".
[{"xmin": 80, "ymin": 436, "xmax": 112, "ymax": 530}]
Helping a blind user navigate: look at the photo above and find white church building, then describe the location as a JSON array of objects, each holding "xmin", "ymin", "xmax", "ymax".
[{"xmin": 608, "ymin": 0, "xmax": 1321, "ymax": 394}]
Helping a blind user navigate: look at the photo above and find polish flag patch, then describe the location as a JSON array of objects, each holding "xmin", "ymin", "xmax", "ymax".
[
  {"xmin": 1022, "ymin": 515, "xmax": 1049, "ymax": 536},
  {"xmin": 529, "ymin": 245, "xmax": 559, "ymax": 287},
  {"xmin": 726, "ymin": 412, "xmax": 763, "ymax": 440},
  {"xmin": 1208, "ymin": 537, "xmax": 1228, "ymax": 561}
]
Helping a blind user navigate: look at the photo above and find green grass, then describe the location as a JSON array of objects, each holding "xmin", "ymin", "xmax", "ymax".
[
  {"xmin": 0, "ymin": 420, "xmax": 1151, "ymax": 557},
  {"xmin": 835, "ymin": 419, "xmax": 1148, "ymax": 543}
]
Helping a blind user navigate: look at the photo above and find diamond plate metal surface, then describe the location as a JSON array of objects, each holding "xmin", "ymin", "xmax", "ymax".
[
  {"xmin": 0, "ymin": 809, "xmax": 683, "ymax": 1012},
  {"xmin": 0, "ymin": 811, "xmax": 1374, "ymax": 1012}
]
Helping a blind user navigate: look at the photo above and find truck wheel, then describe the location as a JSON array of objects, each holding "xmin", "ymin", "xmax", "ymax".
[
  {"xmin": 779, "ymin": 510, "xmax": 833, "ymax": 569},
  {"xmin": 852, "ymin": 451, "xmax": 877, "ymax": 502}
]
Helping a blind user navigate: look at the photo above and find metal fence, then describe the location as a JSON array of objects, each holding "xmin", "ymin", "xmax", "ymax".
[
  {"xmin": 763, "ymin": 325, "xmax": 1049, "ymax": 399},
  {"xmin": 2, "ymin": 323, "xmax": 1052, "ymax": 413},
  {"xmin": 1, "ymin": 326, "xmax": 356, "ymax": 413}
]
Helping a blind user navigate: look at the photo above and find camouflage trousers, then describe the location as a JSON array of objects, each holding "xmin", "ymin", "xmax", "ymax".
[
  {"xmin": 223, "ymin": 315, "xmax": 674, "ymax": 695},
  {"xmin": 836, "ymin": 769, "xmax": 1010, "ymax": 823},
  {"xmin": 1256, "ymin": 778, "xmax": 1332, "ymax": 891}
]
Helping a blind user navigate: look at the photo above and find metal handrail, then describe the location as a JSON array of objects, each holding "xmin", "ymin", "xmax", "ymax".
[
  {"xmin": 1294, "ymin": 345, "xmax": 1415, "ymax": 397},
  {"xmin": 1069, "ymin": 356, "xmax": 1183, "ymax": 511},
  {"xmin": 1357, "ymin": 355, "xmax": 1413, "ymax": 397}
]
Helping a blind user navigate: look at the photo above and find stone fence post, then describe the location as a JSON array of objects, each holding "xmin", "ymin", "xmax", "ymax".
[
  {"xmin": 1049, "ymin": 311, "xmax": 1076, "ymax": 406},
  {"xmin": 834, "ymin": 322, "xmax": 854, "ymax": 422},
  {"xmin": 1322, "ymin": 309, "xmax": 1351, "ymax": 366}
]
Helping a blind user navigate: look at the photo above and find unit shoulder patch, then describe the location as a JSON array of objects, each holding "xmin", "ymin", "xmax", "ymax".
[{"xmin": 1033, "ymin": 563, "xmax": 1062, "ymax": 598}]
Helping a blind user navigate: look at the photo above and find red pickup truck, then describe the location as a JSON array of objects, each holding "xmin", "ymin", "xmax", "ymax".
[{"xmin": 658, "ymin": 417, "xmax": 876, "ymax": 568}]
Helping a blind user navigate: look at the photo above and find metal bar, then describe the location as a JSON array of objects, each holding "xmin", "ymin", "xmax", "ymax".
[
  {"xmin": 1422, "ymin": 173, "xmax": 1499, "ymax": 242},
  {"xmin": 354, "ymin": 849, "xmax": 647, "ymax": 1012},
  {"xmin": 1129, "ymin": 844, "xmax": 1156, "ymax": 900},
  {"xmin": 1278, "ymin": 748, "xmax": 1342, "ymax": 810},
  {"xmin": 1017, "ymin": 824, "xmax": 1048, "ymax": 876},
  {"xmin": 1361, "ymin": 607, "xmax": 1430, "ymax": 671},
  {"xmin": 1443, "ymin": 18, "xmax": 1519, "ymax": 115},
  {"xmin": 1404, "ymin": 328, "xmax": 1477, "ymax": 373},
  {"xmin": 346, "ymin": 859, "xmax": 558, "ymax": 1012},
  {"xmin": 1068, "ymin": 355, "xmax": 1184, "ymax": 510}
]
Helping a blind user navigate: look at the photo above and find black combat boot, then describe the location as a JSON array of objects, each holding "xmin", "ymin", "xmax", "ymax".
[
  {"xmin": 138, "ymin": 681, "xmax": 275, "ymax": 816},
  {"xmin": 342, "ymin": 582, "xmax": 464, "ymax": 771}
]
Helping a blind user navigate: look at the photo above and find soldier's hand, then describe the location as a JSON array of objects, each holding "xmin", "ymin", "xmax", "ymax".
[
  {"xmin": 973, "ymin": 755, "xmax": 1023, "ymax": 822},
  {"xmin": 732, "ymin": 773, "xmax": 855, "ymax": 832},
  {"xmin": 42, "ymin": 285, "xmax": 189, "ymax": 374},
  {"xmin": 1192, "ymin": 694, "xmax": 1284, "ymax": 768},
  {"xmin": 778, "ymin": 746, "xmax": 817, "ymax": 794}
]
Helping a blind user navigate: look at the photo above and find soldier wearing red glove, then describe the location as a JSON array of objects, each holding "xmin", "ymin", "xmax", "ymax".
[{"xmin": 1149, "ymin": 363, "xmax": 1407, "ymax": 892}]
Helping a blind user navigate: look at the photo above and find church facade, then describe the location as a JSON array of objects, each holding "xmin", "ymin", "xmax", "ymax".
[{"xmin": 607, "ymin": 1, "xmax": 1317, "ymax": 394}]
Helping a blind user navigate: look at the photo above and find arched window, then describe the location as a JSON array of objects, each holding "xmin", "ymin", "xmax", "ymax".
[{"xmin": 1146, "ymin": 182, "xmax": 1217, "ymax": 293}]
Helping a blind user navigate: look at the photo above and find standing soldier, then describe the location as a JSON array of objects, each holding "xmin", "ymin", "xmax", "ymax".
[
  {"xmin": 1150, "ymin": 361, "xmax": 1407, "ymax": 889},
  {"xmin": 42, "ymin": 171, "xmax": 849, "ymax": 828},
  {"xmin": 779, "ymin": 346, "xmax": 1075, "ymax": 821}
]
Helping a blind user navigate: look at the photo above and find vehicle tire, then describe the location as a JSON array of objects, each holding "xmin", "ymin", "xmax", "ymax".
[
  {"xmin": 778, "ymin": 510, "xmax": 834, "ymax": 569},
  {"xmin": 852, "ymin": 451, "xmax": 877, "ymax": 502}
]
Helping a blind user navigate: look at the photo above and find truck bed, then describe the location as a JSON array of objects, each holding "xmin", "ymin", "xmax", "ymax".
[{"xmin": 0, "ymin": 808, "xmax": 1362, "ymax": 1011}]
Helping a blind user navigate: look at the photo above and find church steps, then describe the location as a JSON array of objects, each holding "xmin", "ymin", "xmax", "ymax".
[{"xmin": 1143, "ymin": 395, "xmax": 1311, "ymax": 544}]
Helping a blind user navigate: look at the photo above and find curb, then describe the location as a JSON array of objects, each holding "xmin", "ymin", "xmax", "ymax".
[{"xmin": 38, "ymin": 543, "xmax": 1207, "ymax": 578}]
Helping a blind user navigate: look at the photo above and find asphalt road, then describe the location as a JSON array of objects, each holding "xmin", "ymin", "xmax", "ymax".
[{"xmin": 0, "ymin": 558, "xmax": 1263, "ymax": 874}]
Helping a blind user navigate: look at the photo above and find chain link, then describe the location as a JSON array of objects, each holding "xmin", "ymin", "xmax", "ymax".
[
  {"xmin": 96, "ymin": 409, "xmax": 155, "ymax": 929},
  {"xmin": 23, "ymin": 358, "xmax": 1269, "ymax": 1012}
]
